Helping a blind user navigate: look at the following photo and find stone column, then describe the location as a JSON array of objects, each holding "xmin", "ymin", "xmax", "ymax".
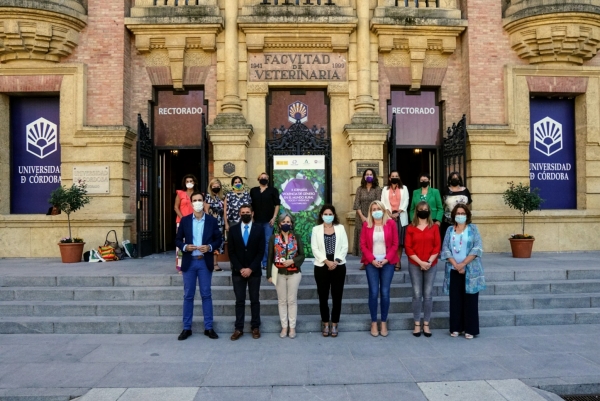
[
  {"xmin": 221, "ymin": 0, "xmax": 242, "ymax": 114},
  {"xmin": 208, "ymin": 0, "xmax": 254, "ymax": 183},
  {"xmin": 354, "ymin": 0, "xmax": 376, "ymax": 115},
  {"xmin": 246, "ymin": 83, "xmax": 269, "ymax": 180}
]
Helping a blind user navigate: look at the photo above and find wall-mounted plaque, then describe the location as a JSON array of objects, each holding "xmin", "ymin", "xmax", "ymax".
[
  {"xmin": 249, "ymin": 53, "xmax": 347, "ymax": 82},
  {"xmin": 223, "ymin": 162, "xmax": 235, "ymax": 176},
  {"xmin": 356, "ymin": 162, "xmax": 379, "ymax": 177},
  {"xmin": 73, "ymin": 166, "xmax": 109, "ymax": 194}
]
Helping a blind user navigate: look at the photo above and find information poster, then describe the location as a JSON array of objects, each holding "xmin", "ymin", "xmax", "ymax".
[
  {"xmin": 273, "ymin": 155, "xmax": 326, "ymax": 258},
  {"xmin": 529, "ymin": 98, "xmax": 576, "ymax": 209},
  {"xmin": 10, "ymin": 97, "xmax": 61, "ymax": 214}
]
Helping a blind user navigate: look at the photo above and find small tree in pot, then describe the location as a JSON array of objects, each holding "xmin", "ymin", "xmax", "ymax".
[
  {"xmin": 49, "ymin": 182, "xmax": 91, "ymax": 263},
  {"xmin": 502, "ymin": 181, "xmax": 544, "ymax": 258}
]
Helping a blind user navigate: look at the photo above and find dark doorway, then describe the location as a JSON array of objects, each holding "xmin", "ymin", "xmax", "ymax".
[
  {"xmin": 397, "ymin": 147, "xmax": 440, "ymax": 198},
  {"xmin": 157, "ymin": 149, "xmax": 202, "ymax": 252}
]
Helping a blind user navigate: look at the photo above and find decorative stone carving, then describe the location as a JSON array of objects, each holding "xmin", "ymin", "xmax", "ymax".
[
  {"xmin": 0, "ymin": 6, "xmax": 86, "ymax": 63},
  {"xmin": 373, "ymin": 26, "xmax": 464, "ymax": 90},
  {"xmin": 504, "ymin": 15, "xmax": 600, "ymax": 65}
]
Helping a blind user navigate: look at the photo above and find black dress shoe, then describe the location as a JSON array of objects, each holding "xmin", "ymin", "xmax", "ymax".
[
  {"xmin": 204, "ymin": 329, "xmax": 219, "ymax": 339},
  {"xmin": 178, "ymin": 329, "xmax": 192, "ymax": 341}
]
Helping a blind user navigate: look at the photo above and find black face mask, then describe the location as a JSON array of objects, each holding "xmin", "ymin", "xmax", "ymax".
[
  {"xmin": 417, "ymin": 210, "xmax": 430, "ymax": 219},
  {"xmin": 240, "ymin": 214, "xmax": 252, "ymax": 224},
  {"xmin": 212, "ymin": 187, "xmax": 221, "ymax": 194},
  {"xmin": 450, "ymin": 179, "xmax": 460, "ymax": 186},
  {"xmin": 259, "ymin": 179, "xmax": 268, "ymax": 186},
  {"xmin": 390, "ymin": 178, "xmax": 400, "ymax": 185},
  {"xmin": 280, "ymin": 224, "xmax": 292, "ymax": 233},
  {"xmin": 420, "ymin": 181, "xmax": 429, "ymax": 188}
]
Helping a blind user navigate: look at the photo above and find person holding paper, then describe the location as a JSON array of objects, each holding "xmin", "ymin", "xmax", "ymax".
[
  {"xmin": 360, "ymin": 200, "xmax": 399, "ymax": 337},
  {"xmin": 267, "ymin": 213, "xmax": 305, "ymax": 339}
]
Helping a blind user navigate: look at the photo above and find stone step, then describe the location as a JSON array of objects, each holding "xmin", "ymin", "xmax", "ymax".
[
  {"xmin": 2, "ymin": 268, "xmax": 600, "ymax": 288},
  {"xmin": 1, "ymin": 307, "xmax": 600, "ymax": 334},
  {"xmin": 3, "ymin": 279, "xmax": 600, "ymax": 302},
  {"xmin": 0, "ymin": 293, "xmax": 598, "ymax": 317}
]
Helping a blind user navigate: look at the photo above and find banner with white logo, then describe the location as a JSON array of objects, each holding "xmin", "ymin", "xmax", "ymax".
[
  {"xmin": 529, "ymin": 98, "xmax": 576, "ymax": 209},
  {"xmin": 10, "ymin": 97, "xmax": 61, "ymax": 214}
]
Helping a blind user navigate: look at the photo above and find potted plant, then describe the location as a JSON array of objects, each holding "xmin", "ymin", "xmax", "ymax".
[
  {"xmin": 502, "ymin": 181, "xmax": 544, "ymax": 258},
  {"xmin": 49, "ymin": 182, "xmax": 91, "ymax": 263}
]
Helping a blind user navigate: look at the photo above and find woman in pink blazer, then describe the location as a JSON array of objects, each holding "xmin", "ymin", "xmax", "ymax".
[{"xmin": 360, "ymin": 200, "xmax": 399, "ymax": 337}]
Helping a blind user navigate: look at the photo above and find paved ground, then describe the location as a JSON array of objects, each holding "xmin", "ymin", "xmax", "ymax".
[
  {"xmin": 2, "ymin": 251, "xmax": 600, "ymax": 400},
  {"xmin": 2, "ymin": 324, "xmax": 600, "ymax": 400}
]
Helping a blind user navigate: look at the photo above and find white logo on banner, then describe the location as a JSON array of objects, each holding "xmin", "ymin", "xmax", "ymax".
[
  {"xmin": 26, "ymin": 117, "xmax": 58, "ymax": 159},
  {"xmin": 533, "ymin": 117, "xmax": 562, "ymax": 157},
  {"xmin": 288, "ymin": 101, "xmax": 308, "ymax": 124}
]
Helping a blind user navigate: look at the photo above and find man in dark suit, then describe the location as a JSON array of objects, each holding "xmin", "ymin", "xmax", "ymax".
[
  {"xmin": 175, "ymin": 191, "xmax": 223, "ymax": 341},
  {"xmin": 227, "ymin": 203, "xmax": 265, "ymax": 340}
]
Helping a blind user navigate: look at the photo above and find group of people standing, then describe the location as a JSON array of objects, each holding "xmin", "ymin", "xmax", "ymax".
[{"xmin": 173, "ymin": 168, "xmax": 484, "ymax": 341}]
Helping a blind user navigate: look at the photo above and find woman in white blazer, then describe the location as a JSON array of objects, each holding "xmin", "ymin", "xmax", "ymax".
[
  {"xmin": 311, "ymin": 204, "xmax": 349, "ymax": 338},
  {"xmin": 381, "ymin": 170, "xmax": 410, "ymax": 271}
]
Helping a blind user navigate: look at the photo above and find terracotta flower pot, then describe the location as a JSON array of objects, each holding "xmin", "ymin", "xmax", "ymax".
[
  {"xmin": 508, "ymin": 238, "xmax": 534, "ymax": 258},
  {"xmin": 58, "ymin": 242, "xmax": 86, "ymax": 263}
]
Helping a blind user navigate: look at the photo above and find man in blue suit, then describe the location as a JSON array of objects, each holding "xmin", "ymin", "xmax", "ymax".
[{"xmin": 175, "ymin": 191, "xmax": 223, "ymax": 341}]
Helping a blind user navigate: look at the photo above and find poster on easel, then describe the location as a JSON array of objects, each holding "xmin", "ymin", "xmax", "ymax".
[{"xmin": 273, "ymin": 155, "xmax": 326, "ymax": 258}]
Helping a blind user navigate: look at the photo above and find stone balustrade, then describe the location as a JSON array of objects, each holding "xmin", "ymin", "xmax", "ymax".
[
  {"xmin": 376, "ymin": 0, "xmax": 459, "ymax": 10},
  {"xmin": 134, "ymin": 0, "xmax": 217, "ymax": 5}
]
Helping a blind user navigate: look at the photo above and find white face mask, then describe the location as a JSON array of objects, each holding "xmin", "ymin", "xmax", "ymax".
[
  {"xmin": 186, "ymin": 182, "xmax": 194, "ymax": 189},
  {"xmin": 192, "ymin": 201, "xmax": 203, "ymax": 212}
]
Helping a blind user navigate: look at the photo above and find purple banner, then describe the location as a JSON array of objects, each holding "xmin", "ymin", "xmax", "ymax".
[
  {"xmin": 529, "ymin": 98, "xmax": 576, "ymax": 209},
  {"xmin": 10, "ymin": 97, "xmax": 61, "ymax": 214}
]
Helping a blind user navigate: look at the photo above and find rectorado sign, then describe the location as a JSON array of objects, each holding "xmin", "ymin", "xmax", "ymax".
[{"xmin": 248, "ymin": 53, "xmax": 347, "ymax": 82}]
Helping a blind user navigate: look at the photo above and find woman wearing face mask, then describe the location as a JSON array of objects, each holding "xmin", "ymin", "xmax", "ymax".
[
  {"xmin": 405, "ymin": 201, "xmax": 441, "ymax": 337},
  {"xmin": 267, "ymin": 214, "xmax": 306, "ymax": 339},
  {"xmin": 311, "ymin": 204, "xmax": 349, "ymax": 337},
  {"xmin": 224, "ymin": 176, "xmax": 252, "ymax": 233},
  {"xmin": 409, "ymin": 173, "xmax": 443, "ymax": 229},
  {"xmin": 353, "ymin": 169, "xmax": 382, "ymax": 270},
  {"xmin": 204, "ymin": 178, "xmax": 225, "ymax": 272},
  {"xmin": 174, "ymin": 174, "xmax": 197, "ymax": 273},
  {"xmin": 381, "ymin": 171, "xmax": 410, "ymax": 272},
  {"xmin": 441, "ymin": 172, "xmax": 472, "ymax": 242},
  {"xmin": 441, "ymin": 204, "xmax": 485, "ymax": 339},
  {"xmin": 360, "ymin": 200, "xmax": 399, "ymax": 337}
]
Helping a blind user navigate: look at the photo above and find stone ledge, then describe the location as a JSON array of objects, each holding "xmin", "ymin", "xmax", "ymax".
[
  {"xmin": 238, "ymin": 4, "xmax": 357, "ymax": 25},
  {"xmin": 0, "ymin": 0, "xmax": 86, "ymax": 20},
  {"xmin": 504, "ymin": 0, "xmax": 600, "ymax": 23},
  {"xmin": 373, "ymin": 6, "xmax": 463, "ymax": 25}
]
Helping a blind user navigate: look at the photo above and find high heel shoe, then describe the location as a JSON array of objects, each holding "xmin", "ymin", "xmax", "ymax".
[
  {"xmin": 370, "ymin": 322, "xmax": 379, "ymax": 337},
  {"xmin": 322, "ymin": 322, "xmax": 330, "ymax": 337},
  {"xmin": 423, "ymin": 322, "xmax": 432, "ymax": 338},
  {"xmin": 380, "ymin": 321, "xmax": 389, "ymax": 337},
  {"xmin": 331, "ymin": 324, "xmax": 338, "ymax": 338},
  {"xmin": 413, "ymin": 322, "xmax": 422, "ymax": 337}
]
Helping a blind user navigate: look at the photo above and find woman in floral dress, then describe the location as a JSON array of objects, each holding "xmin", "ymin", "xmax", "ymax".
[
  {"xmin": 204, "ymin": 178, "xmax": 225, "ymax": 271},
  {"xmin": 224, "ymin": 176, "xmax": 252, "ymax": 232},
  {"xmin": 353, "ymin": 168, "xmax": 382, "ymax": 270}
]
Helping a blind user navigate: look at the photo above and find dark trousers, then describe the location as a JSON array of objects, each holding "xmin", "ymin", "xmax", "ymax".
[
  {"xmin": 232, "ymin": 274, "xmax": 261, "ymax": 331},
  {"xmin": 314, "ymin": 264, "xmax": 346, "ymax": 323},
  {"xmin": 449, "ymin": 269, "xmax": 480, "ymax": 336}
]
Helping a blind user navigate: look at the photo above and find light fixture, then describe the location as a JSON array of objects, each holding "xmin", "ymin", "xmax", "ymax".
[
  {"xmin": 413, "ymin": 148, "xmax": 422, "ymax": 155},
  {"xmin": 171, "ymin": 150, "xmax": 179, "ymax": 156}
]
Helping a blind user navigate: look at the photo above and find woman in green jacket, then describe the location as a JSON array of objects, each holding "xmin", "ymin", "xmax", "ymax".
[{"xmin": 409, "ymin": 173, "xmax": 443, "ymax": 227}]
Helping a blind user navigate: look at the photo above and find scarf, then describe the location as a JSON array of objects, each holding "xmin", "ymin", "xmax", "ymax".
[{"xmin": 273, "ymin": 233, "xmax": 299, "ymax": 272}]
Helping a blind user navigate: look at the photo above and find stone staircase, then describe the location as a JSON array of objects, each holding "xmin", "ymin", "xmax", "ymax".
[{"xmin": 2, "ymin": 261, "xmax": 600, "ymax": 334}]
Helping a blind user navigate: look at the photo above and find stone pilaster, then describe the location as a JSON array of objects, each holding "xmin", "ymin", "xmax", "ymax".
[
  {"xmin": 207, "ymin": 113, "xmax": 253, "ymax": 184},
  {"xmin": 221, "ymin": 0, "xmax": 243, "ymax": 113}
]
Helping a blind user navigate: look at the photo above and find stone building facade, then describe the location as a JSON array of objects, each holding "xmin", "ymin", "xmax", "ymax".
[{"xmin": 1, "ymin": 0, "xmax": 599, "ymax": 257}]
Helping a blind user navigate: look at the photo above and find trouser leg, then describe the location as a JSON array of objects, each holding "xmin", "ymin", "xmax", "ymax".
[
  {"xmin": 422, "ymin": 264, "xmax": 438, "ymax": 323},
  {"xmin": 379, "ymin": 263, "xmax": 395, "ymax": 322},
  {"xmin": 449, "ymin": 269, "xmax": 465, "ymax": 333},
  {"xmin": 232, "ymin": 275, "xmax": 247, "ymax": 331},
  {"xmin": 314, "ymin": 265, "xmax": 331, "ymax": 322},
  {"xmin": 330, "ymin": 264, "xmax": 346, "ymax": 324},
  {"xmin": 408, "ymin": 263, "xmax": 423, "ymax": 322},
  {"xmin": 464, "ymin": 292, "xmax": 480, "ymax": 336},
  {"xmin": 365, "ymin": 264, "xmax": 380, "ymax": 322},
  {"xmin": 287, "ymin": 273, "xmax": 302, "ymax": 329},
  {"xmin": 275, "ymin": 273, "xmax": 289, "ymax": 328},
  {"xmin": 182, "ymin": 262, "xmax": 199, "ymax": 330},
  {"xmin": 248, "ymin": 275, "xmax": 261, "ymax": 329},
  {"xmin": 197, "ymin": 259, "xmax": 214, "ymax": 330}
]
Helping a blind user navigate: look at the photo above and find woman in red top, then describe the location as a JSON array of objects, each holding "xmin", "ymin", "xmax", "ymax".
[
  {"xmin": 405, "ymin": 201, "xmax": 441, "ymax": 337},
  {"xmin": 174, "ymin": 174, "xmax": 197, "ymax": 273}
]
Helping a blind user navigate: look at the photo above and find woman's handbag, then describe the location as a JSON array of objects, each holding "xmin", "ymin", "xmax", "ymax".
[
  {"xmin": 98, "ymin": 245, "xmax": 117, "ymax": 261},
  {"xmin": 270, "ymin": 264, "xmax": 278, "ymax": 286},
  {"xmin": 104, "ymin": 230, "xmax": 124, "ymax": 259}
]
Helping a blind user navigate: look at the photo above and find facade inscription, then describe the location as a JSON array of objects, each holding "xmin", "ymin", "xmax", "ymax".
[{"xmin": 248, "ymin": 53, "xmax": 347, "ymax": 82}]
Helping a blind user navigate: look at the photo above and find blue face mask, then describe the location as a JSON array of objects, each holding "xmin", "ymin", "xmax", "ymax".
[
  {"xmin": 372, "ymin": 210, "xmax": 384, "ymax": 220},
  {"xmin": 455, "ymin": 215, "xmax": 467, "ymax": 224},
  {"xmin": 323, "ymin": 215, "xmax": 334, "ymax": 224}
]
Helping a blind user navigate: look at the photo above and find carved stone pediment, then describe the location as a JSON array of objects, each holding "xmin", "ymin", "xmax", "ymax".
[
  {"xmin": 0, "ymin": 3, "xmax": 87, "ymax": 63},
  {"xmin": 372, "ymin": 25, "xmax": 465, "ymax": 90},
  {"xmin": 504, "ymin": 14, "xmax": 600, "ymax": 65}
]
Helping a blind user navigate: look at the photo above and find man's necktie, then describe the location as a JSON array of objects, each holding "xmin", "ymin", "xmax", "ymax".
[{"xmin": 243, "ymin": 225, "xmax": 249, "ymax": 246}]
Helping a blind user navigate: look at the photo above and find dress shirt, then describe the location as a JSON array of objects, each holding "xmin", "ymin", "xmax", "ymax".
[
  {"xmin": 184, "ymin": 213, "xmax": 211, "ymax": 256},
  {"xmin": 241, "ymin": 221, "xmax": 253, "ymax": 243}
]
